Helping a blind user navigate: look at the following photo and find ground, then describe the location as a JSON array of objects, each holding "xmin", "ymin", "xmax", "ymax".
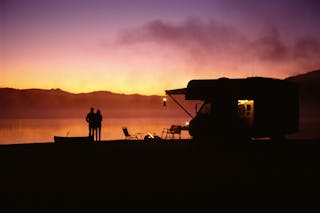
[{"xmin": 1, "ymin": 139, "xmax": 320, "ymax": 210}]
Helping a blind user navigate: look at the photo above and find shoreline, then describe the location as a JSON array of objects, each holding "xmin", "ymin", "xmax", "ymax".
[{"xmin": 0, "ymin": 137, "xmax": 319, "ymax": 146}]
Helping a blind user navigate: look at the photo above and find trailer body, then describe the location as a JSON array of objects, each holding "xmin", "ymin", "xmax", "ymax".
[{"xmin": 177, "ymin": 77, "xmax": 298, "ymax": 140}]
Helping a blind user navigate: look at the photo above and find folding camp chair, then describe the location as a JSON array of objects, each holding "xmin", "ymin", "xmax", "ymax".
[
  {"xmin": 122, "ymin": 127, "xmax": 140, "ymax": 140},
  {"xmin": 161, "ymin": 125, "xmax": 182, "ymax": 139}
]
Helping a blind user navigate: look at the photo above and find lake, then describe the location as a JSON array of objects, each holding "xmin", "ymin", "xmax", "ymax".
[
  {"xmin": 0, "ymin": 116, "xmax": 319, "ymax": 144},
  {"xmin": 0, "ymin": 117, "xmax": 192, "ymax": 144}
]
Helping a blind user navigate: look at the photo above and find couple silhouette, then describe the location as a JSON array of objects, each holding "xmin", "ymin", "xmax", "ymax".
[{"xmin": 86, "ymin": 107, "xmax": 103, "ymax": 141}]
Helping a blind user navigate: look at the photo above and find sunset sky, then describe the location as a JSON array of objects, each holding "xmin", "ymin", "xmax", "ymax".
[{"xmin": 1, "ymin": 0, "xmax": 320, "ymax": 95}]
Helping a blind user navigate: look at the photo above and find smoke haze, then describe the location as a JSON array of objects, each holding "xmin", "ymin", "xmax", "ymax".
[{"xmin": 110, "ymin": 17, "xmax": 320, "ymax": 78}]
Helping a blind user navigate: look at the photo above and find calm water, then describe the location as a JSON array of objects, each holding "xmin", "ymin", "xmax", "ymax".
[
  {"xmin": 0, "ymin": 117, "xmax": 319, "ymax": 144},
  {"xmin": 0, "ymin": 117, "xmax": 192, "ymax": 144}
]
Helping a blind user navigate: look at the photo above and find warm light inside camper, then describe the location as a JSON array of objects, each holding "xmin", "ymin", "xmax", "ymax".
[
  {"xmin": 238, "ymin": 100, "xmax": 248, "ymax": 105},
  {"xmin": 237, "ymin": 99, "xmax": 255, "ymax": 127},
  {"xmin": 185, "ymin": 122, "xmax": 189, "ymax": 126}
]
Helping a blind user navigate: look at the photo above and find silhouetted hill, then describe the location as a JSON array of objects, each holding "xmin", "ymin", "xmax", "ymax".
[
  {"xmin": 285, "ymin": 70, "xmax": 320, "ymax": 137},
  {"xmin": 286, "ymin": 69, "xmax": 320, "ymax": 92},
  {"xmin": 0, "ymin": 88, "xmax": 186, "ymax": 118},
  {"xmin": 1, "ymin": 70, "xmax": 319, "ymax": 119},
  {"xmin": 286, "ymin": 70, "xmax": 320, "ymax": 103},
  {"xmin": 286, "ymin": 69, "xmax": 320, "ymax": 85}
]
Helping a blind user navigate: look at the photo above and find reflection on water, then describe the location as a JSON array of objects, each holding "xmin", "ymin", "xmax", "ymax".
[
  {"xmin": 0, "ymin": 117, "xmax": 192, "ymax": 144},
  {"xmin": 0, "ymin": 116, "xmax": 319, "ymax": 144}
]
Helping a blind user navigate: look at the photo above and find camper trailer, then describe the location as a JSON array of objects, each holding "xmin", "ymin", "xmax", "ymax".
[{"xmin": 165, "ymin": 77, "xmax": 299, "ymax": 141}]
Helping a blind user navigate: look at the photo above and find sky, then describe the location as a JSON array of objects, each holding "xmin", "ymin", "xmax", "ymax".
[{"xmin": 1, "ymin": 0, "xmax": 320, "ymax": 95}]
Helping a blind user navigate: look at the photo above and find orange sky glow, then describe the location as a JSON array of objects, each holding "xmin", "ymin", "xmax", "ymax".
[{"xmin": 2, "ymin": 0, "xmax": 320, "ymax": 95}]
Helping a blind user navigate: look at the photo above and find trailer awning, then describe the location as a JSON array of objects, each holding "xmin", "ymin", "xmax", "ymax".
[
  {"xmin": 165, "ymin": 88, "xmax": 186, "ymax": 95},
  {"xmin": 164, "ymin": 88, "xmax": 193, "ymax": 118}
]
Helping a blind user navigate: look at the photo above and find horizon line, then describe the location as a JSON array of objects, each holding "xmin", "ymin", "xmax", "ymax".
[
  {"xmin": 0, "ymin": 86, "xmax": 166, "ymax": 97},
  {"xmin": 1, "ymin": 69, "xmax": 319, "ymax": 96}
]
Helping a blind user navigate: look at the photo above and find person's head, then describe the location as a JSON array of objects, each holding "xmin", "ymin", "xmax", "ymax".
[
  {"xmin": 97, "ymin": 109, "xmax": 100, "ymax": 114},
  {"xmin": 90, "ymin": 107, "xmax": 94, "ymax": 112}
]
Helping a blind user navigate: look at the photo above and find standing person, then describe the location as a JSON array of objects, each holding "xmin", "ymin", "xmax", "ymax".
[
  {"xmin": 86, "ymin": 107, "xmax": 95, "ymax": 139},
  {"xmin": 95, "ymin": 109, "xmax": 103, "ymax": 141}
]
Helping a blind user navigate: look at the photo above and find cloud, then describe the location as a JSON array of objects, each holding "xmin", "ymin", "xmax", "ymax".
[
  {"xmin": 115, "ymin": 18, "xmax": 249, "ymax": 67},
  {"xmin": 251, "ymin": 27, "xmax": 289, "ymax": 61},
  {"xmin": 293, "ymin": 37, "xmax": 320, "ymax": 59},
  {"xmin": 116, "ymin": 18, "xmax": 247, "ymax": 51},
  {"xmin": 110, "ymin": 17, "xmax": 320, "ymax": 77}
]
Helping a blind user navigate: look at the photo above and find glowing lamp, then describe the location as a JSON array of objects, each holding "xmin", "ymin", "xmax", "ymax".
[{"xmin": 163, "ymin": 97, "xmax": 167, "ymax": 106}]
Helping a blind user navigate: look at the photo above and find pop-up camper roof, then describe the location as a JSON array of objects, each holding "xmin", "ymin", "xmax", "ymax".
[
  {"xmin": 184, "ymin": 77, "xmax": 297, "ymax": 100},
  {"xmin": 165, "ymin": 88, "xmax": 186, "ymax": 95},
  {"xmin": 165, "ymin": 77, "xmax": 297, "ymax": 101}
]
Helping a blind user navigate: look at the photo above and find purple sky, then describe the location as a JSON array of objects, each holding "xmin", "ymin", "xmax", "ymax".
[{"xmin": 1, "ymin": 0, "xmax": 320, "ymax": 95}]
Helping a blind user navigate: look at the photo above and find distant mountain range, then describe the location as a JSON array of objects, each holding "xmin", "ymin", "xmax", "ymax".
[
  {"xmin": 286, "ymin": 70, "xmax": 320, "ymax": 104},
  {"xmin": 0, "ymin": 70, "xmax": 319, "ymax": 118},
  {"xmin": 0, "ymin": 88, "xmax": 187, "ymax": 118}
]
